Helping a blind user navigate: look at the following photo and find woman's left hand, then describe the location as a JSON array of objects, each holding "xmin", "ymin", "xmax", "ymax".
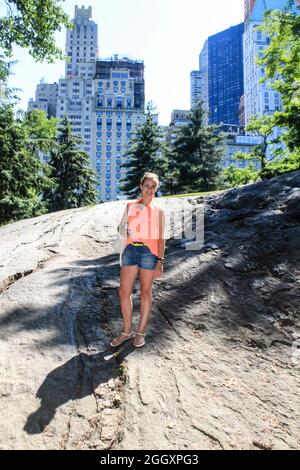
[{"xmin": 153, "ymin": 262, "xmax": 163, "ymax": 279}]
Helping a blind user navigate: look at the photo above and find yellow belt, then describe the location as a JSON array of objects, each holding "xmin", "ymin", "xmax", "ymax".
[{"xmin": 130, "ymin": 242, "xmax": 147, "ymax": 246}]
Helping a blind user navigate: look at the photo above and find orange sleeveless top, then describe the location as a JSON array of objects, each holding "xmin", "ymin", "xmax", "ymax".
[{"xmin": 126, "ymin": 197, "xmax": 161, "ymax": 257}]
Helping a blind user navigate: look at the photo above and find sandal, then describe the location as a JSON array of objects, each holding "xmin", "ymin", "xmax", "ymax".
[
  {"xmin": 110, "ymin": 331, "xmax": 134, "ymax": 348},
  {"xmin": 133, "ymin": 332, "xmax": 146, "ymax": 348}
]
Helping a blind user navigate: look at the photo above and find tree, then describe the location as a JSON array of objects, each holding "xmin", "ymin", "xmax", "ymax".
[
  {"xmin": 234, "ymin": 114, "xmax": 278, "ymax": 170},
  {"xmin": 43, "ymin": 116, "xmax": 97, "ymax": 212},
  {"xmin": 171, "ymin": 101, "xmax": 225, "ymax": 194},
  {"xmin": 0, "ymin": 105, "xmax": 49, "ymax": 224},
  {"xmin": 223, "ymin": 162, "xmax": 259, "ymax": 188},
  {"xmin": 0, "ymin": 0, "xmax": 71, "ymax": 62},
  {"xmin": 22, "ymin": 108, "xmax": 58, "ymax": 157},
  {"xmin": 160, "ymin": 142, "xmax": 180, "ymax": 196},
  {"xmin": 256, "ymin": 1, "xmax": 300, "ymax": 152},
  {"xmin": 120, "ymin": 102, "xmax": 168, "ymax": 197},
  {"xmin": 0, "ymin": 55, "xmax": 19, "ymax": 105}
]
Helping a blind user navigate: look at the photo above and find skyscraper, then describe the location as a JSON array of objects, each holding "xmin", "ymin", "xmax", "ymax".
[
  {"xmin": 243, "ymin": 0, "xmax": 299, "ymax": 124},
  {"xmin": 190, "ymin": 70, "xmax": 202, "ymax": 110},
  {"xmin": 244, "ymin": 0, "xmax": 256, "ymax": 22},
  {"xmin": 208, "ymin": 23, "xmax": 244, "ymax": 126},
  {"xmin": 28, "ymin": 6, "xmax": 145, "ymax": 202},
  {"xmin": 93, "ymin": 55, "xmax": 144, "ymax": 201},
  {"xmin": 190, "ymin": 39, "xmax": 209, "ymax": 114}
]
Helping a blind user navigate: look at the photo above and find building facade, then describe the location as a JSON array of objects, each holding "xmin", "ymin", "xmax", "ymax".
[
  {"xmin": 218, "ymin": 124, "xmax": 261, "ymax": 170},
  {"xmin": 190, "ymin": 40, "xmax": 209, "ymax": 114},
  {"xmin": 166, "ymin": 109, "xmax": 190, "ymax": 144},
  {"xmin": 208, "ymin": 23, "xmax": 244, "ymax": 126},
  {"xmin": 190, "ymin": 71, "xmax": 202, "ymax": 110},
  {"xmin": 243, "ymin": 0, "xmax": 300, "ymax": 125},
  {"xmin": 28, "ymin": 81, "xmax": 58, "ymax": 117},
  {"xmin": 191, "ymin": 25, "xmax": 244, "ymax": 126},
  {"xmin": 28, "ymin": 6, "xmax": 145, "ymax": 202},
  {"xmin": 92, "ymin": 56, "xmax": 144, "ymax": 201}
]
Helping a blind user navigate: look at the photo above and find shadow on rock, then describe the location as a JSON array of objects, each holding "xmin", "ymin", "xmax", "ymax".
[{"xmin": 23, "ymin": 346, "xmax": 132, "ymax": 435}]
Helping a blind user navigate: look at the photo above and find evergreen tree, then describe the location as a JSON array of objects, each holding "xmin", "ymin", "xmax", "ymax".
[
  {"xmin": 161, "ymin": 142, "xmax": 180, "ymax": 196},
  {"xmin": 120, "ymin": 102, "xmax": 168, "ymax": 197},
  {"xmin": 22, "ymin": 109, "xmax": 58, "ymax": 158},
  {"xmin": 0, "ymin": 106, "xmax": 48, "ymax": 225},
  {"xmin": 172, "ymin": 101, "xmax": 225, "ymax": 193},
  {"xmin": 43, "ymin": 116, "xmax": 97, "ymax": 211}
]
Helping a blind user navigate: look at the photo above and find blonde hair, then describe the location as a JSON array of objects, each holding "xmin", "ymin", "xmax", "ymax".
[{"xmin": 140, "ymin": 172, "xmax": 159, "ymax": 188}]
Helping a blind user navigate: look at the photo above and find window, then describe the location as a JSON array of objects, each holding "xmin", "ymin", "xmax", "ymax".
[{"xmin": 116, "ymin": 96, "xmax": 123, "ymax": 109}]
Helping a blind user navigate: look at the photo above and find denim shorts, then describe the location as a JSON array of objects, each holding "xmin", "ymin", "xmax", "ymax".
[{"xmin": 121, "ymin": 243, "xmax": 158, "ymax": 270}]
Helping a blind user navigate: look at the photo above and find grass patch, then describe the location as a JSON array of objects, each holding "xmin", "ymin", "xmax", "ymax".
[{"xmin": 163, "ymin": 188, "xmax": 228, "ymax": 198}]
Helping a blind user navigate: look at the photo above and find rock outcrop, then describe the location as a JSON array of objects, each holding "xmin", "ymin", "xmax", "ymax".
[{"xmin": 0, "ymin": 170, "xmax": 299, "ymax": 450}]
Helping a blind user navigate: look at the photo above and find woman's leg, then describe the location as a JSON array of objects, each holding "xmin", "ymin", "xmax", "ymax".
[
  {"xmin": 111, "ymin": 265, "xmax": 138, "ymax": 346},
  {"xmin": 134, "ymin": 268, "xmax": 155, "ymax": 346}
]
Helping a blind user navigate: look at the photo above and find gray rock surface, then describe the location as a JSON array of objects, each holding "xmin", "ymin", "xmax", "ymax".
[{"xmin": 0, "ymin": 171, "xmax": 299, "ymax": 450}]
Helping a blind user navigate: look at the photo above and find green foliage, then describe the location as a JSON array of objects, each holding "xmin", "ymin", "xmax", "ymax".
[
  {"xmin": 256, "ymin": 2, "xmax": 300, "ymax": 152},
  {"xmin": 120, "ymin": 102, "xmax": 168, "ymax": 197},
  {"xmin": 223, "ymin": 162, "xmax": 259, "ymax": 188},
  {"xmin": 0, "ymin": 0, "xmax": 71, "ymax": 62},
  {"xmin": 242, "ymin": 114, "xmax": 279, "ymax": 169},
  {"xmin": 0, "ymin": 105, "xmax": 49, "ymax": 224},
  {"xmin": 170, "ymin": 101, "xmax": 225, "ymax": 193},
  {"xmin": 260, "ymin": 149, "xmax": 300, "ymax": 179},
  {"xmin": 43, "ymin": 116, "xmax": 97, "ymax": 212},
  {"xmin": 160, "ymin": 143, "xmax": 180, "ymax": 195},
  {"xmin": 21, "ymin": 109, "xmax": 58, "ymax": 155},
  {"xmin": 0, "ymin": 55, "xmax": 20, "ymax": 105}
]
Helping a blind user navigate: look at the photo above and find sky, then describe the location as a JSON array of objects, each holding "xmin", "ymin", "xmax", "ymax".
[{"xmin": 5, "ymin": 0, "xmax": 244, "ymax": 125}]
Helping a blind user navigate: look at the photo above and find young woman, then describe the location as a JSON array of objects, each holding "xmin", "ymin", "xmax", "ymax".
[{"xmin": 111, "ymin": 172, "xmax": 165, "ymax": 348}]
